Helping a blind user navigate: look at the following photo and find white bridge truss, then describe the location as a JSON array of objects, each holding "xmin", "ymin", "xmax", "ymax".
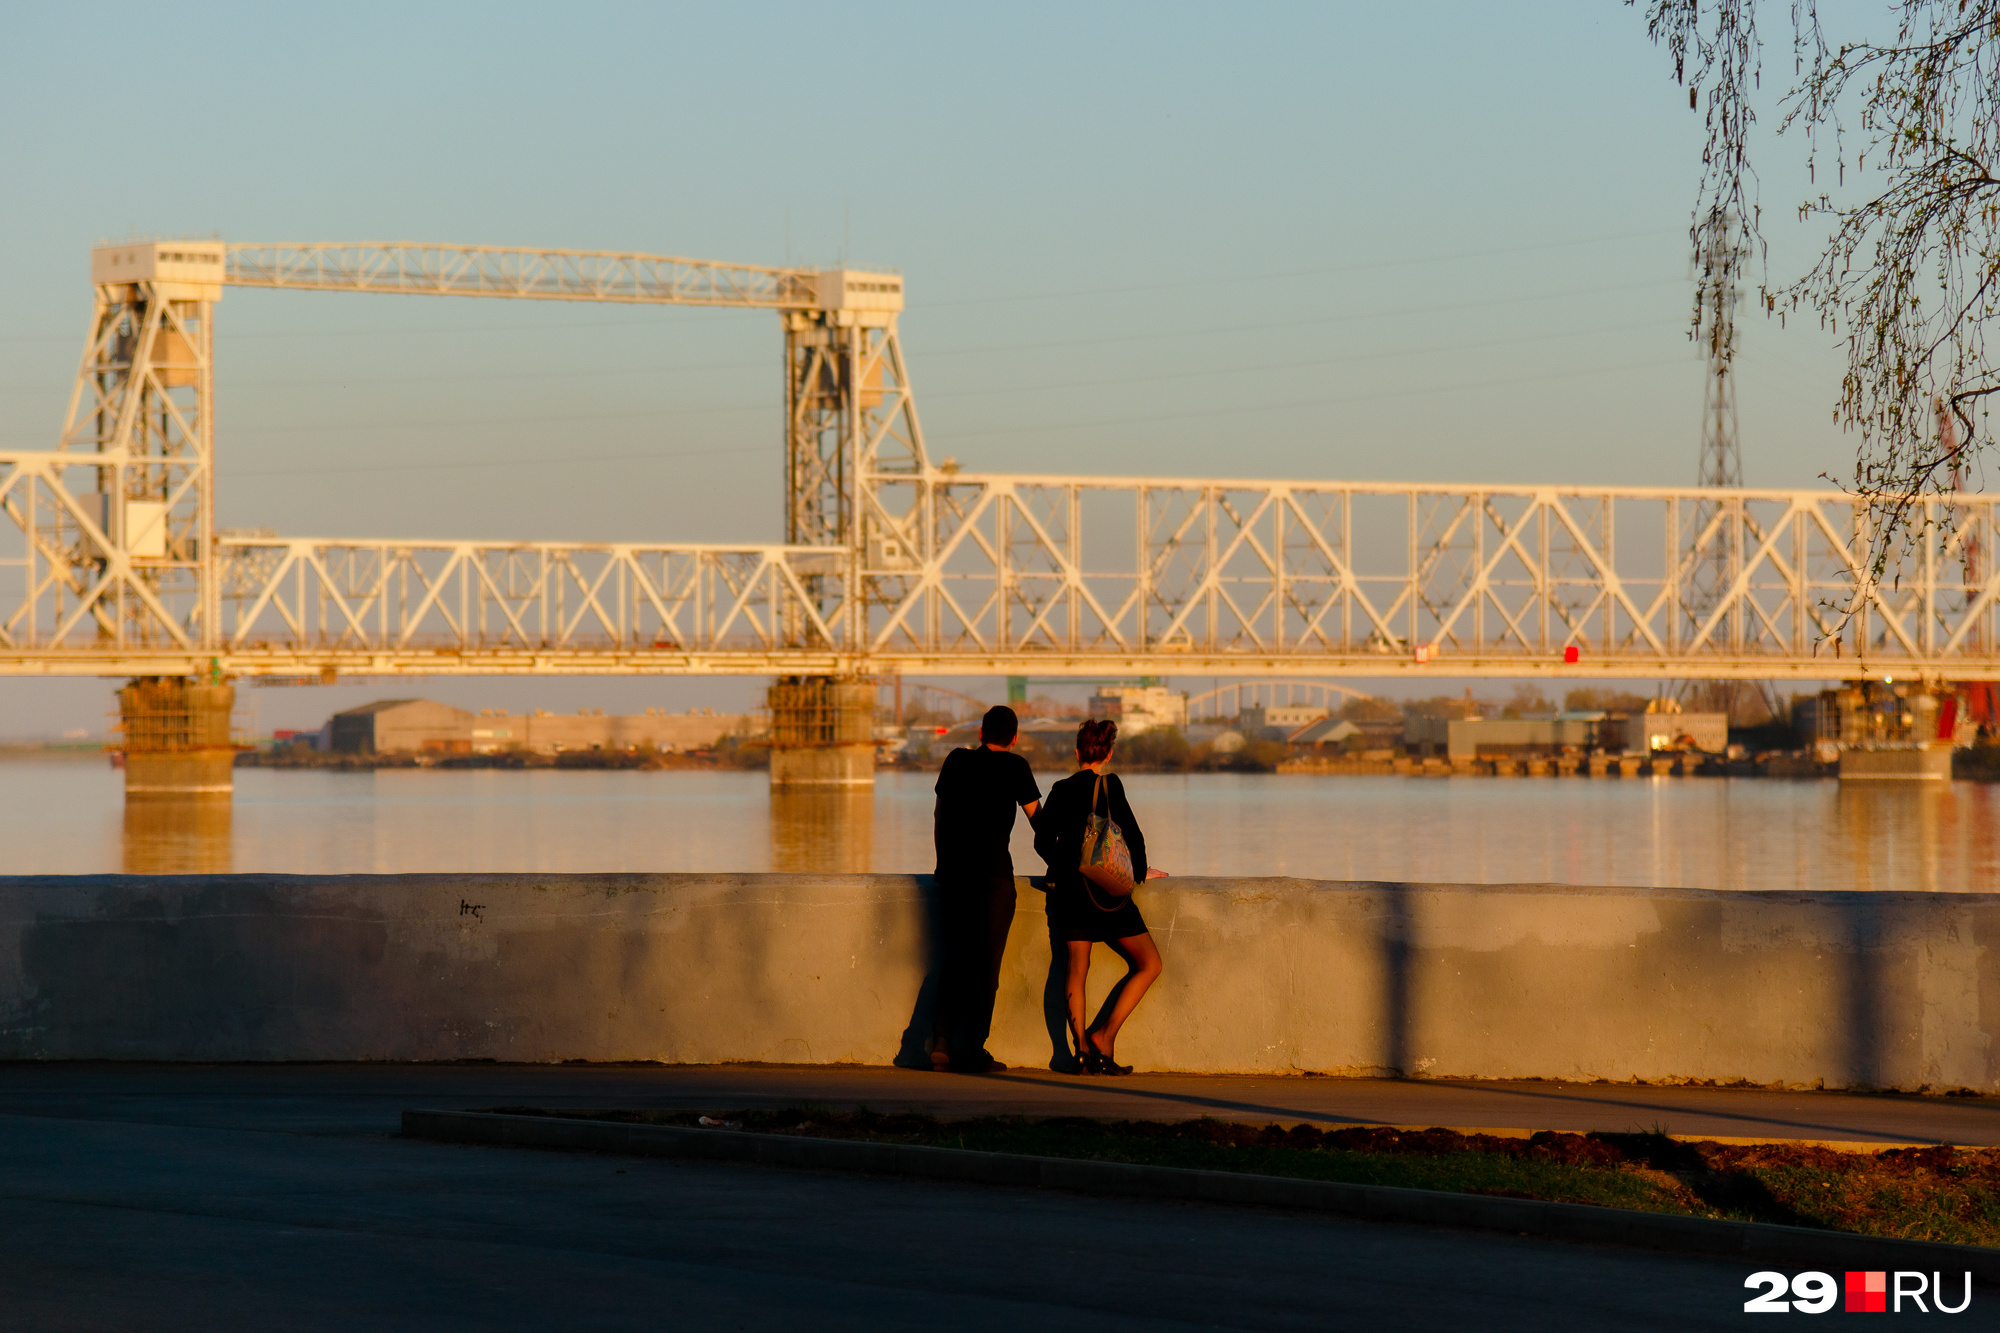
[
  {"xmin": 4, "ymin": 238, "xmax": 1997, "ymax": 681},
  {"xmin": 1187, "ymin": 681, "xmax": 1373, "ymax": 719}
]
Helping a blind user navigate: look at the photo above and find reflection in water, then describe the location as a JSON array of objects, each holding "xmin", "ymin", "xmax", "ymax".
[
  {"xmin": 1834, "ymin": 782, "xmax": 1952, "ymax": 893},
  {"xmin": 4, "ymin": 759, "xmax": 1997, "ymax": 890},
  {"xmin": 122, "ymin": 797, "xmax": 233, "ymax": 874},
  {"xmin": 770, "ymin": 787, "xmax": 875, "ymax": 873}
]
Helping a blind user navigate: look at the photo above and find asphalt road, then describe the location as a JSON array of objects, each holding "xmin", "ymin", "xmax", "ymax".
[{"xmin": 2, "ymin": 1064, "xmax": 1984, "ymax": 1330}]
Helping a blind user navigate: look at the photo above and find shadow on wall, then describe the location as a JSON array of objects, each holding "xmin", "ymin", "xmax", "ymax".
[
  {"xmin": 1372, "ymin": 881, "xmax": 1908, "ymax": 1086},
  {"xmin": 895, "ymin": 875, "xmax": 1104, "ymax": 1074},
  {"xmin": 20, "ymin": 879, "xmax": 389, "ymax": 1056},
  {"xmin": 1365, "ymin": 881, "xmax": 1914, "ymax": 1086},
  {"xmin": 1844, "ymin": 896, "xmax": 1885, "ymax": 1090},
  {"xmin": 894, "ymin": 873, "xmax": 1163, "ymax": 1076},
  {"xmin": 1380, "ymin": 881, "xmax": 1411, "ymax": 1078},
  {"xmin": 0, "ymin": 872, "xmax": 1969, "ymax": 1081},
  {"xmin": 1035, "ymin": 932, "xmax": 1153, "ymax": 1074},
  {"xmin": 892, "ymin": 873, "xmax": 942, "ymax": 1069}
]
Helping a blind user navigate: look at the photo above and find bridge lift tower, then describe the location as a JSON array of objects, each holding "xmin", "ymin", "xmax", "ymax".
[{"xmin": 45, "ymin": 239, "xmax": 919, "ymax": 793}]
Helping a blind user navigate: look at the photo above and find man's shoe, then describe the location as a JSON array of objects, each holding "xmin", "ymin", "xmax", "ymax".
[{"xmin": 949, "ymin": 1056, "xmax": 1007, "ymax": 1073}]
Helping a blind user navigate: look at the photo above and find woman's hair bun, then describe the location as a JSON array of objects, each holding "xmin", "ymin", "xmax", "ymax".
[{"xmin": 1076, "ymin": 718, "xmax": 1117, "ymax": 764}]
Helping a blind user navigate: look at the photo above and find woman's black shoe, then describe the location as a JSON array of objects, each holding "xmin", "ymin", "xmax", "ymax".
[
  {"xmin": 1081, "ymin": 1030, "xmax": 1130, "ymax": 1076},
  {"xmin": 1073, "ymin": 1030, "xmax": 1104, "ymax": 1074}
]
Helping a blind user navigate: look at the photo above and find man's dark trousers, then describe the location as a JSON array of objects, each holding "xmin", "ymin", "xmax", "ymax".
[{"xmin": 936, "ymin": 861, "xmax": 1017, "ymax": 1068}]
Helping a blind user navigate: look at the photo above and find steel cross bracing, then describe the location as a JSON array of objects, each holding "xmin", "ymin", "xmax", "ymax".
[
  {"xmin": 223, "ymin": 243, "xmax": 820, "ymax": 308},
  {"xmin": 848, "ymin": 474, "xmax": 2000, "ymax": 680},
  {"xmin": 6, "ymin": 237, "xmax": 2000, "ymax": 680},
  {"xmin": 6, "ymin": 473, "xmax": 1997, "ymax": 680}
]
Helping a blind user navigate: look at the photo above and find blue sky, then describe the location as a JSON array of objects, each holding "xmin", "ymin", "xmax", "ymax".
[{"xmin": 0, "ymin": 2, "xmax": 1858, "ymax": 735}]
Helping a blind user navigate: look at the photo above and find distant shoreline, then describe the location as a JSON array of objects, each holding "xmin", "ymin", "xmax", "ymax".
[{"xmin": 0, "ymin": 744, "xmax": 108, "ymax": 761}]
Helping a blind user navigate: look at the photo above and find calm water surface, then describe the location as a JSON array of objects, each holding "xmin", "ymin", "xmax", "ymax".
[{"xmin": 3, "ymin": 757, "xmax": 1997, "ymax": 891}]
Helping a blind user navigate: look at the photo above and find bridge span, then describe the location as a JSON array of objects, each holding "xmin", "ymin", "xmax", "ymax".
[
  {"xmin": 7, "ymin": 480, "xmax": 1992, "ymax": 682},
  {"xmin": 5, "ymin": 236, "xmax": 1999, "ymax": 791}
]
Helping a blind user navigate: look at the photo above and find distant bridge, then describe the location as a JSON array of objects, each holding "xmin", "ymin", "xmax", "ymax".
[
  {"xmin": 1186, "ymin": 681, "xmax": 1373, "ymax": 719},
  {"xmin": 4, "ymin": 237, "xmax": 1996, "ymax": 682}
]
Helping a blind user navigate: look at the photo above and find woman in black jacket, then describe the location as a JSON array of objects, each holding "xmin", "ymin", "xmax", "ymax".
[{"xmin": 1033, "ymin": 719, "xmax": 1167, "ymax": 1075}]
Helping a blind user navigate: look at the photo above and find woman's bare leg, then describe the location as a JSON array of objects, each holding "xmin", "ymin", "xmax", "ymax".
[
  {"xmin": 1064, "ymin": 940, "xmax": 1095, "ymax": 1058},
  {"xmin": 1086, "ymin": 933, "xmax": 1163, "ymax": 1059}
]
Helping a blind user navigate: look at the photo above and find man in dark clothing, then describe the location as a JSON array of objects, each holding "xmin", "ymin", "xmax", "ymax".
[{"xmin": 930, "ymin": 705, "xmax": 1040, "ymax": 1072}]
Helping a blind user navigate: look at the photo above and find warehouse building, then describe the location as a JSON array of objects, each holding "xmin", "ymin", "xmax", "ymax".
[
  {"xmin": 471, "ymin": 708, "xmax": 759, "ymax": 754},
  {"xmin": 329, "ymin": 700, "xmax": 475, "ymax": 754},
  {"xmin": 326, "ymin": 701, "xmax": 760, "ymax": 756}
]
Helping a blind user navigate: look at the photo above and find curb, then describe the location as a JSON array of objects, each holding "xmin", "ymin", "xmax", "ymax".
[{"xmin": 402, "ymin": 1110, "xmax": 2000, "ymax": 1279}]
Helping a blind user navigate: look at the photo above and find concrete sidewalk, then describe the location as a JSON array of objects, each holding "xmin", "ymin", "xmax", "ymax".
[{"xmin": 4, "ymin": 1062, "xmax": 1998, "ymax": 1145}]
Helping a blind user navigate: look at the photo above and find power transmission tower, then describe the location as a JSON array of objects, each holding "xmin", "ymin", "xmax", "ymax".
[
  {"xmin": 1695, "ymin": 206, "xmax": 1744, "ymax": 493},
  {"xmin": 1679, "ymin": 210, "xmax": 1767, "ymax": 722}
]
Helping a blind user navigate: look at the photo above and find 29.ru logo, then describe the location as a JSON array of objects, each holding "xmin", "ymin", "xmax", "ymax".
[{"xmin": 1743, "ymin": 1270, "xmax": 1973, "ymax": 1313}]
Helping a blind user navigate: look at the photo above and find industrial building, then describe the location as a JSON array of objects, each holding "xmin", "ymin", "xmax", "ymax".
[
  {"xmin": 1287, "ymin": 716, "xmax": 1402, "ymax": 754},
  {"xmin": 472, "ymin": 708, "xmax": 761, "ymax": 755},
  {"xmin": 1403, "ymin": 710, "xmax": 1728, "ymax": 762},
  {"xmin": 1241, "ymin": 703, "xmax": 1327, "ymax": 734},
  {"xmin": 325, "ymin": 700, "xmax": 760, "ymax": 756},
  {"xmin": 1087, "ymin": 686, "xmax": 1187, "ymax": 736},
  {"xmin": 329, "ymin": 700, "xmax": 477, "ymax": 755}
]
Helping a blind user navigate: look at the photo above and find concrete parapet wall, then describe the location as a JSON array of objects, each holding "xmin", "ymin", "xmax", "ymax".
[{"xmin": 0, "ymin": 874, "xmax": 1993, "ymax": 1090}]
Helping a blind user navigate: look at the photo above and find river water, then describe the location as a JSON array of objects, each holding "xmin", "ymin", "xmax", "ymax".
[{"xmin": 2, "ymin": 756, "xmax": 1996, "ymax": 892}]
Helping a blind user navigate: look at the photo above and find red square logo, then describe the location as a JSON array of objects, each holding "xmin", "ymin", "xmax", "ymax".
[{"xmin": 1845, "ymin": 1271, "xmax": 1887, "ymax": 1313}]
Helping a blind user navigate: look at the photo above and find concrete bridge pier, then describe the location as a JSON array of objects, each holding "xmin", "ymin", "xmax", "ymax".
[
  {"xmin": 115, "ymin": 676, "xmax": 237, "ymax": 800},
  {"xmin": 766, "ymin": 675, "xmax": 875, "ymax": 788}
]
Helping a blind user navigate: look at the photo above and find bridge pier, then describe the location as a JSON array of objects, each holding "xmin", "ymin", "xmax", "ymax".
[
  {"xmin": 116, "ymin": 677, "xmax": 237, "ymax": 800},
  {"xmin": 766, "ymin": 676, "xmax": 875, "ymax": 788}
]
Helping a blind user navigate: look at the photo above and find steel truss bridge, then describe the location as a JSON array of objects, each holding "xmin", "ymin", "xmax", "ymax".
[{"xmin": 3, "ymin": 237, "xmax": 1997, "ymax": 683}]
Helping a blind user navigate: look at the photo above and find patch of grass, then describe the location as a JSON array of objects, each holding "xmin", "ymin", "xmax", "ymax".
[
  {"xmin": 485, "ymin": 1107, "xmax": 2000, "ymax": 1246},
  {"xmin": 492, "ymin": 1107, "xmax": 1993, "ymax": 1244}
]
